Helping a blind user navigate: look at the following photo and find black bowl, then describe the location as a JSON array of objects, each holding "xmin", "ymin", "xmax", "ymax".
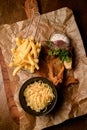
[{"xmin": 19, "ymin": 77, "xmax": 57, "ymax": 116}]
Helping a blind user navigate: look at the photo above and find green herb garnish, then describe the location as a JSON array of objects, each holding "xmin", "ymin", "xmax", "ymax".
[
  {"xmin": 46, "ymin": 41, "xmax": 70, "ymax": 62},
  {"xmin": 58, "ymin": 49, "xmax": 70, "ymax": 62},
  {"xmin": 46, "ymin": 41, "xmax": 52, "ymax": 49}
]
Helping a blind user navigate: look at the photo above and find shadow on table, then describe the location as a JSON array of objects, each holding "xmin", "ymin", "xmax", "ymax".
[{"xmin": 43, "ymin": 114, "xmax": 87, "ymax": 130}]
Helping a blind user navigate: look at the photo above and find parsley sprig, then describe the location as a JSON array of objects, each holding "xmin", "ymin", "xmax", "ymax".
[{"xmin": 46, "ymin": 41, "xmax": 70, "ymax": 62}]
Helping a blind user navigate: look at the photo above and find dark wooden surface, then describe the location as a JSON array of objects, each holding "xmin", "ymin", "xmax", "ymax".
[
  {"xmin": 0, "ymin": 0, "xmax": 27, "ymax": 125},
  {"xmin": 0, "ymin": 0, "xmax": 87, "ymax": 129},
  {"xmin": 37, "ymin": 0, "xmax": 87, "ymax": 55},
  {"xmin": 0, "ymin": 0, "xmax": 27, "ymax": 24}
]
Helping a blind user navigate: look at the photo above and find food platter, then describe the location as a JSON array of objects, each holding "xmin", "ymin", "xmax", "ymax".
[{"xmin": 0, "ymin": 7, "xmax": 87, "ymax": 129}]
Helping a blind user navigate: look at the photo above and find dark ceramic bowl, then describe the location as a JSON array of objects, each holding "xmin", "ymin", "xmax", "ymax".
[{"xmin": 19, "ymin": 77, "xmax": 57, "ymax": 116}]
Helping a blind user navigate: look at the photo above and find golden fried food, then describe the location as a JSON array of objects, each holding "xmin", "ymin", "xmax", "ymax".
[
  {"xmin": 37, "ymin": 45, "xmax": 78, "ymax": 87},
  {"xmin": 47, "ymin": 58, "xmax": 65, "ymax": 86},
  {"xmin": 37, "ymin": 45, "xmax": 65, "ymax": 86},
  {"xmin": 64, "ymin": 77, "xmax": 79, "ymax": 87},
  {"xmin": 9, "ymin": 36, "xmax": 41, "ymax": 76}
]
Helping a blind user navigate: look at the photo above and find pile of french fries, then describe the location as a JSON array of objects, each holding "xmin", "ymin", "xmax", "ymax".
[{"xmin": 9, "ymin": 36, "xmax": 41, "ymax": 76}]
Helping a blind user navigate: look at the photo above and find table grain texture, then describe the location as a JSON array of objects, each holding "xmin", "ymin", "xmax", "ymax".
[{"xmin": 0, "ymin": 0, "xmax": 87, "ymax": 130}]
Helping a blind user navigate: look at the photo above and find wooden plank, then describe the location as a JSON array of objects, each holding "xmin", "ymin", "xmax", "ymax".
[
  {"xmin": 0, "ymin": 48, "xmax": 19, "ymax": 124},
  {"xmin": 0, "ymin": 0, "xmax": 27, "ymax": 24},
  {"xmin": 24, "ymin": 0, "xmax": 39, "ymax": 19},
  {"xmin": 0, "ymin": 65, "xmax": 19, "ymax": 129}
]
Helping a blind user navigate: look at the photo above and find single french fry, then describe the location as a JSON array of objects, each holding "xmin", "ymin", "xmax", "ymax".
[
  {"xmin": 16, "ymin": 37, "xmax": 21, "ymax": 47},
  {"xmin": 34, "ymin": 58, "xmax": 39, "ymax": 63},
  {"xmin": 30, "ymin": 40, "xmax": 37, "ymax": 58},
  {"xmin": 35, "ymin": 63, "xmax": 39, "ymax": 70},
  {"xmin": 23, "ymin": 44, "xmax": 31, "ymax": 59},
  {"xmin": 30, "ymin": 65, "xmax": 35, "ymax": 73},
  {"xmin": 36, "ymin": 48, "xmax": 41, "ymax": 54},
  {"xmin": 13, "ymin": 65, "xmax": 23, "ymax": 76},
  {"xmin": 28, "ymin": 54, "xmax": 35, "ymax": 66}
]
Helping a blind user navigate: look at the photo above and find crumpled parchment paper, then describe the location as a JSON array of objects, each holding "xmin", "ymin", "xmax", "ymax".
[{"xmin": 0, "ymin": 7, "xmax": 87, "ymax": 130}]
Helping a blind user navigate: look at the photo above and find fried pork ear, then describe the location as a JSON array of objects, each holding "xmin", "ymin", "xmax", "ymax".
[
  {"xmin": 64, "ymin": 77, "xmax": 79, "ymax": 87},
  {"xmin": 37, "ymin": 45, "xmax": 79, "ymax": 87},
  {"xmin": 37, "ymin": 45, "xmax": 65, "ymax": 86},
  {"xmin": 47, "ymin": 57, "xmax": 65, "ymax": 86}
]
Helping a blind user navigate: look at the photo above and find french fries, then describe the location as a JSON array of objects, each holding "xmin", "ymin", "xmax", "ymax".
[{"xmin": 9, "ymin": 36, "xmax": 41, "ymax": 76}]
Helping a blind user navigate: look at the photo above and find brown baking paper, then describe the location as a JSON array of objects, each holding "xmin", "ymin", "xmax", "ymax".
[{"xmin": 0, "ymin": 7, "xmax": 87, "ymax": 130}]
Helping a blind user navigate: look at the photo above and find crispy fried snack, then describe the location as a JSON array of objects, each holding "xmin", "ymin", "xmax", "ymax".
[
  {"xmin": 37, "ymin": 46, "xmax": 65, "ymax": 86},
  {"xmin": 64, "ymin": 77, "xmax": 79, "ymax": 87},
  {"xmin": 37, "ymin": 45, "xmax": 78, "ymax": 87},
  {"xmin": 9, "ymin": 36, "xmax": 41, "ymax": 76},
  {"xmin": 47, "ymin": 58, "xmax": 65, "ymax": 86}
]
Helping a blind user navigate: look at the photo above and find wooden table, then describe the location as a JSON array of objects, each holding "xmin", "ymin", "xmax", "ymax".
[
  {"xmin": 0, "ymin": 0, "xmax": 87, "ymax": 129},
  {"xmin": 37, "ymin": 0, "xmax": 87, "ymax": 55}
]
